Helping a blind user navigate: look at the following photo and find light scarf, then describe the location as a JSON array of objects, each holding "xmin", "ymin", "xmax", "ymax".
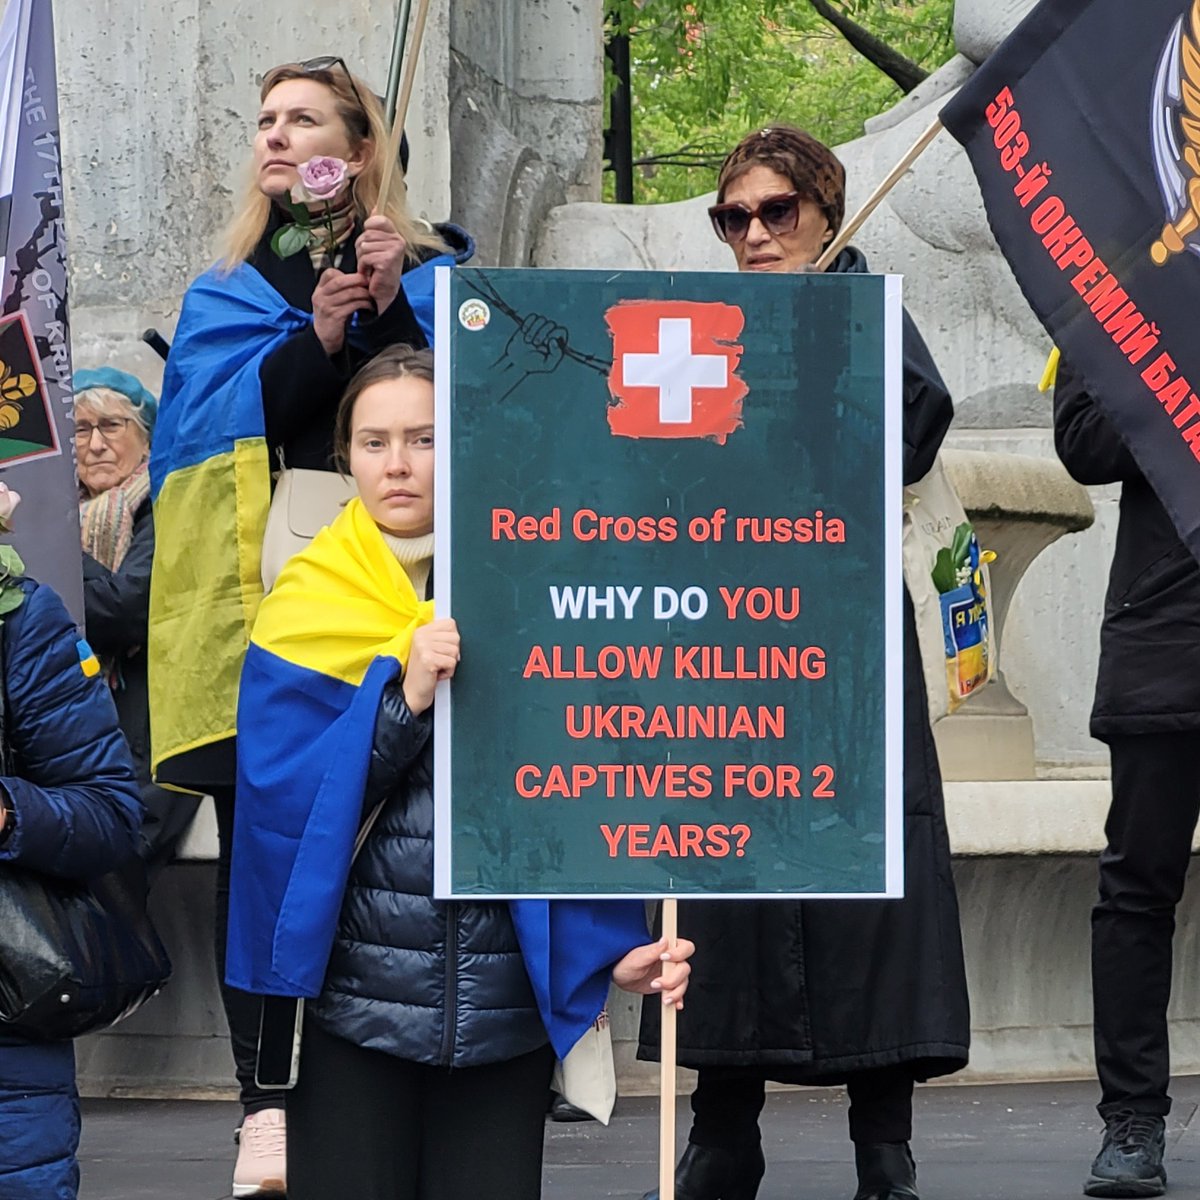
[
  {"xmin": 306, "ymin": 193, "xmax": 356, "ymax": 273},
  {"xmin": 79, "ymin": 461, "xmax": 150, "ymax": 571}
]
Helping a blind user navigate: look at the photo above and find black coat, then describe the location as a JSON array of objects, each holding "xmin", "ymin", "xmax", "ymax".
[
  {"xmin": 1053, "ymin": 360, "xmax": 1200, "ymax": 738},
  {"xmin": 83, "ymin": 497, "xmax": 199, "ymax": 865},
  {"xmin": 309, "ymin": 682, "xmax": 547, "ymax": 1068},
  {"xmin": 251, "ymin": 214, "xmax": 475, "ymax": 472},
  {"xmin": 638, "ymin": 248, "xmax": 970, "ymax": 1083}
]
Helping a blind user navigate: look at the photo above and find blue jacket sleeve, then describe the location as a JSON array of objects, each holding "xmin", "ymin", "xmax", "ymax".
[{"xmin": 0, "ymin": 581, "xmax": 142, "ymax": 878}]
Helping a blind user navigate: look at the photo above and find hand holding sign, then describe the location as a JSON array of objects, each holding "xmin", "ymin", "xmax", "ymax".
[
  {"xmin": 402, "ymin": 618, "xmax": 461, "ymax": 715},
  {"xmin": 611, "ymin": 935, "xmax": 695, "ymax": 1010}
]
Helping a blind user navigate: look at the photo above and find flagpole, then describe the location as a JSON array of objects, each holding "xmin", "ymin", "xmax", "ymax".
[
  {"xmin": 378, "ymin": 0, "xmax": 432, "ymax": 204},
  {"xmin": 815, "ymin": 116, "xmax": 944, "ymax": 272},
  {"xmin": 659, "ymin": 897, "xmax": 679, "ymax": 1200},
  {"xmin": 384, "ymin": 0, "xmax": 414, "ymax": 125}
]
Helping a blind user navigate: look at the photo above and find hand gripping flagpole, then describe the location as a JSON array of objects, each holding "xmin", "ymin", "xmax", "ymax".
[
  {"xmin": 377, "ymin": 0, "xmax": 432, "ymax": 206},
  {"xmin": 659, "ymin": 897, "xmax": 679, "ymax": 1200},
  {"xmin": 814, "ymin": 116, "xmax": 944, "ymax": 273}
]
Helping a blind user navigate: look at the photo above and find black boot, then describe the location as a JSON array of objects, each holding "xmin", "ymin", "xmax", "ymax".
[
  {"xmin": 639, "ymin": 1141, "xmax": 766, "ymax": 1200},
  {"xmin": 852, "ymin": 1142, "xmax": 919, "ymax": 1200}
]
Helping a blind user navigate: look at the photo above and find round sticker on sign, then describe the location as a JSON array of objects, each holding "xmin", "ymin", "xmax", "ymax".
[{"xmin": 458, "ymin": 299, "xmax": 491, "ymax": 331}]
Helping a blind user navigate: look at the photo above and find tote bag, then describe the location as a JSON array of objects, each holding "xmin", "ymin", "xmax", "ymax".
[{"xmin": 902, "ymin": 458, "xmax": 997, "ymax": 724}]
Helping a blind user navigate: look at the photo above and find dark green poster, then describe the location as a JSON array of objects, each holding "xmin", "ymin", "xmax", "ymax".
[{"xmin": 433, "ymin": 268, "xmax": 902, "ymax": 899}]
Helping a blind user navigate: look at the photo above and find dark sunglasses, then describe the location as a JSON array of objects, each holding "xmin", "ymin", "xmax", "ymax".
[{"xmin": 708, "ymin": 191, "xmax": 803, "ymax": 243}]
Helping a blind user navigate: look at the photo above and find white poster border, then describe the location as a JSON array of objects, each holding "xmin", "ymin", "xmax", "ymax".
[{"xmin": 434, "ymin": 268, "xmax": 907, "ymax": 902}]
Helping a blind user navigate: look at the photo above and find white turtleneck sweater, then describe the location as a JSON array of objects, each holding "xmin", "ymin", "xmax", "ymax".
[{"xmin": 381, "ymin": 529, "xmax": 434, "ymax": 599}]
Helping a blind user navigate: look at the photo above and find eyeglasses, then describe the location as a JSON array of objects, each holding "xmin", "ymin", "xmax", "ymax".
[
  {"xmin": 708, "ymin": 191, "xmax": 804, "ymax": 244},
  {"xmin": 74, "ymin": 416, "xmax": 132, "ymax": 444}
]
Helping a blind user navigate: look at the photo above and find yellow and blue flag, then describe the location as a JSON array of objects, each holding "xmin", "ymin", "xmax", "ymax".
[
  {"xmin": 147, "ymin": 265, "xmax": 302, "ymax": 784},
  {"xmin": 226, "ymin": 497, "xmax": 648, "ymax": 1059},
  {"xmin": 227, "ymin": 496, "xmax": 433, "ymax": 996}
]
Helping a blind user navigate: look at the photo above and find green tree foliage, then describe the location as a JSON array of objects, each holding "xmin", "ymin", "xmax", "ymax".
[{"xmin": 606, "ymin": 0, "xmax": 956, "ymax": 203}]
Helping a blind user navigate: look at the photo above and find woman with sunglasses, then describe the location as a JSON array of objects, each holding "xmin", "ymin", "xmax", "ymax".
[
  {"xmin": 638, "ymin": 126, "xmax": 969, "ymax": 1200},
  {"xmin": 147, "ymin": 57, "xmax": 473, "ymax": 1199}
]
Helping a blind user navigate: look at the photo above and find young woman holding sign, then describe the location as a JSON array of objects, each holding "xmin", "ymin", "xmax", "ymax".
[
  {"xmin": 226, "ymin": 345, "xmax": 695, "ymax": 1200},
  {"xmin": 637, "ymin": 126, "xmax": 969, "ymax": 1200}
]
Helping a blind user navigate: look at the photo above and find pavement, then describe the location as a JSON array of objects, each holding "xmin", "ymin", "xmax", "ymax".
[{"xmin": 79, "ymin": 1077, "xmax": 1200, "ymax": 1200}]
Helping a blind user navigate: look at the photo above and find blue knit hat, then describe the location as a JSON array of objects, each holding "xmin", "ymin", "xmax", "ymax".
[{"xmin": 73, "ymin": 367, "xmax": 158, "ymax": 437}]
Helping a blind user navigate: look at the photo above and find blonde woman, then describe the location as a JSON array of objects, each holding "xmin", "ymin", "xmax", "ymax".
[{"xmin": 147, "ymin": 57, "xmax": 473, "ymax": 1199}]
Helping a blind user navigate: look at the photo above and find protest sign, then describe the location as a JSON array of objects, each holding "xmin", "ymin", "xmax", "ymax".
[{"xmin": 434, "ymin": 267, "xmax": 902, "ymax": 899}]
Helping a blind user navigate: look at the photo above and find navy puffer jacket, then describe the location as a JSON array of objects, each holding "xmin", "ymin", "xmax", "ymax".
[
  {"xmin": 309, "ymin": 683, "xmax": 546, "ymax": 1067},
  {"xmin": 0, "ymin": 579, "xmax": 142, "ymax": 1199}
]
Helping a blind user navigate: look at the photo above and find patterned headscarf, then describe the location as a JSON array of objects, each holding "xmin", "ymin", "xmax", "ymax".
[{"xmin": 717, "ymin": 125, "xmax": 846, "ymax": 237}]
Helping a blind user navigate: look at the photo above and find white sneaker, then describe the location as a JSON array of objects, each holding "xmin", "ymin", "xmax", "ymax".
[{"xmin": 232, "ymin": 1107, "xmax": 287, "ymax": 1197}]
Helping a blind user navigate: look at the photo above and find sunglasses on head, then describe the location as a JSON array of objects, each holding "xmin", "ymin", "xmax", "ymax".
[
  {"xmin": 708, "ymin": 191, "xmax": 804, "ymax": 244},
  {"xmin": 266, "ymin": 56, "xmax": 369, "ymax": 128}
]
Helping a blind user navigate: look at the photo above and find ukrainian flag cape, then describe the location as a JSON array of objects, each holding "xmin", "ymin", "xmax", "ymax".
[
  {"xmin": 147, "ymin": 256, "xmax": 451, "ymax": 783},
  {"xmin": 227, "ymin": 498, "xmax": 648, "ymax": 1059}
]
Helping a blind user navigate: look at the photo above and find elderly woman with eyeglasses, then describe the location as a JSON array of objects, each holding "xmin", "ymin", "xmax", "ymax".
[
  {"xmin": 77, "ymin": 366, "xmax": 199, "ymax": 871},
  {"xmin": 146, "ymin": 56, "xmax": 474, "ymax": 1198},
  {"xmin": 637, "ymin": 126, "xmax": 970, "ymax": 1200}
]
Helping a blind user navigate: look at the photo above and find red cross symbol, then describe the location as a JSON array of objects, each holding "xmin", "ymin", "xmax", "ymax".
[{"xmin": 605, "ymin": 301, "xmax": 748, "ymax": 443}]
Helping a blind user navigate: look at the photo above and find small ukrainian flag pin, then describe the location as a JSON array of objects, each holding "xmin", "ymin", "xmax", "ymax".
[{"xmin": 77, "ymin": 639, "xmax": 100, "ymax": 678}]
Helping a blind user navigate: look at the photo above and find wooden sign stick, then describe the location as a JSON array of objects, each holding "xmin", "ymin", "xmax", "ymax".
[
  {"xmin": 814, "ymin": 116, "xmax": 944, "ymax": 273},
  {"xmin": 659, "ymin": 898, "xmax": 680, "ymax": 1200},
  {"xmin": 377, "ymin": 0, "xmax": 433, "ymax": 205}
]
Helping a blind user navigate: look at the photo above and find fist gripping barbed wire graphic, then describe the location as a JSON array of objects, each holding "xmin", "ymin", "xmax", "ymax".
[
  {"xmin": 464, "ymin": 271, "xmax": 610, "ymax": 400},
  {"xmin": 495, "ymin": 314, "xmax": 568, "ymax": 395}
]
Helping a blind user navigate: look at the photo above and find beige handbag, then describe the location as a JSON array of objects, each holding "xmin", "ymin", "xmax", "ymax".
[
  {"xmin": 551, "ymin": 1009, "xmax": 617, "ymax": 1124},
  {"xmin": 260, "ymin": 468, "xmax": 358, "ymax": 592}
]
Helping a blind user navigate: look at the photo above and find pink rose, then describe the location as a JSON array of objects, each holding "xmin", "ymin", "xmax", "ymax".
[
  {"xmin": 292, "ymin": 156, "xmax": 349, "ymax": 204},
  {"xmin": 0, "ymin": 482, "xmax": 22, "ymax": 531}
]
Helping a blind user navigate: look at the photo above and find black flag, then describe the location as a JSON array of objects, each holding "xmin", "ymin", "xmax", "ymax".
[{"xmin": 941, "ymin": 0, "xmax": 1200, "ymax": 563}]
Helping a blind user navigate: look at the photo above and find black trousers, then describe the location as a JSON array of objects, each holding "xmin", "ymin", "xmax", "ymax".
[
  {"xmin": 287, "ymin": 1017, "xmax": 557, "ymax": 1200},
  {"xmin": 1093, "ymin": 732, "xmax": 1200, "ymax": 1118},
  {"xmin": 688, "ymin": 1065, "xmax": 914, "ymax": 1148},
  {"xmin": 212, "ymin": 785, "xmax": 285, "ymax": 1115}
]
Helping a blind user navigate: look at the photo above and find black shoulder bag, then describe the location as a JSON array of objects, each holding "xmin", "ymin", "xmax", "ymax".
[{"xmin": 0, "ymin": 619, "xmax": 172, "ymax": 1041}]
